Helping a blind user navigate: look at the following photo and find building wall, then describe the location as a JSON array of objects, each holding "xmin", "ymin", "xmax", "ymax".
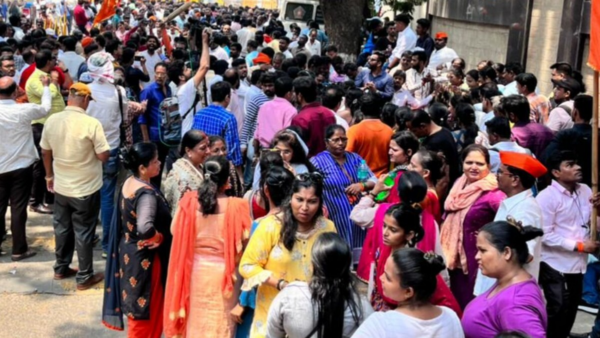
[
  {"xmin": 525, "ymin": 0, "xmax": 563, "ymax": 95},
  {"xmin": 430, "ymin": 16, "xmax": 509, "ymax": 70}
]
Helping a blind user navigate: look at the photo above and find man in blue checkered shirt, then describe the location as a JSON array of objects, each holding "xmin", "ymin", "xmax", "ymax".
[{"xmin": 192, "ymin": 81, "xmax": 243, "ymax": 171}]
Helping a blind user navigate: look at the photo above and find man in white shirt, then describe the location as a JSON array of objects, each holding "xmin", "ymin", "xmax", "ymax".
[
  {"xmin": 9, "ymin": 15, "xmax": 25, "ymax": 41},
  {"xmin": 427, "ymin": 32, "xmax": 458, "ymax": 72},
  {"xmin": 388, "ymin": 14, "xmax": 417, "ymax": 71},
  {"xmin": 0, "ymin": 76, "xmax": 51, "ymax": 260},
  {"xmin": 484, "ymin": 117, "xmax": 532, "ymax": 173},
  {"xmin": 546, "ymin": 78, "xmax": 580, "ymax": 133},
  {"xmin": 236, "ymin": 19, "xmax": 253, "ymax": 54},
  {"xmin": 403, "ymin": 50, "xmax": 432, "ymax": 100},
  {"xmin": 137, "ymin": 36, "xmax": 162, "ymax": 88},
  {"xmin": 279, "ymin": 36, "xmax": 293, "ymax": 59},
  {"xmin": 306, "ymin": 29, "xmax": 322, "ymax": 56},
  {"xmin": 537, "ymin": 150, "xmax": 600, "ymax": 338},
  {"xmin": 58, "ymin": 36, "xmax": 85, "ymax": 77},
  {"xmin": 502, "ymin": 62, "xmax": 524, "ymax": 96},
  {"xmin": 473, "ymin": 151, "xmax": 546, "ymax": 296},
  {"xmin": 85, "ymin": 52, "xmax": 128, "ymax": 256},
  {"xmin": 210, "ymin": 34, "xmax": 229, "ymax": 62}
]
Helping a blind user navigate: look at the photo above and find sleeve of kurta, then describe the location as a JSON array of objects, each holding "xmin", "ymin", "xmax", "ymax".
[
  {"xmin": 136, "ymin": 192, "xmax": 158, "ymax": 239},
  {"xmin": 497, "ymin": 295, "xmax": 547, "ymax": 338},
  {"xmin": 239, "ymin": 217, "xmax": 276, "ymax": 290},
  {"xmin": 265, "ymin": 290, "xmax": 287, "ymax": 338}
]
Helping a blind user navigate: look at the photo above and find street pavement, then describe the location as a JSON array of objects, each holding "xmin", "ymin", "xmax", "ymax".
[{"xmin": 0, "ymin": 210, "xmax": 597, "ymax": 338}]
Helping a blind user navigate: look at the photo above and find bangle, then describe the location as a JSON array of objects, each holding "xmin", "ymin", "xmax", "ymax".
[
  {"xmin": 577, "ymin": 242, "xmax": 585, "ymax": 253},
  {"xmin": 369, "ymin": 192, "xmax": 377, "ymax": 199},
  {"xmin": 276, "ymin": 279, "xmax": 286, "ymax": 291},
  {"xmin": 360, "ymin": 182, "xmax": 367, "ymax": 191},
  {"xmin": 45, "ymin": 176, "xmax": 54, "ymax": 181}
]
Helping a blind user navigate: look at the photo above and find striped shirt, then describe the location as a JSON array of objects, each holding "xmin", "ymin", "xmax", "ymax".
[
  {"xmin": 310, "ymin": 151, "xmax": 377, "ymax": 250},
  {"xmin": 527, "ymin": 92, "xmax": 551, "ymax": 124},
  {"xmin": 240, "ymin": 91, "xmax": 271, "ymax": 148},
  {"xmin": 192, "ymin": 104, "xmax": 243, "ymax": 166}
]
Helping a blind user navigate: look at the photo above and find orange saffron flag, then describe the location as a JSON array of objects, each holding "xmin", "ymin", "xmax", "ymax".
[
  {"xmin": 589, "ymin": 0, "xmax": 600, "ymax": 70},
  {"xmin": 93, "ymin": 0, "xmax": 118, "ymax": 26}
]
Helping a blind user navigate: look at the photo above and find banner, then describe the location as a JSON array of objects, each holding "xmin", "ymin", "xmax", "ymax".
[
  {"xmin": 93, "ymin": 0, "xmax": 117, "ymax": 26},
  {"xmin": 589, "ymin": 0, "xmax": 600, "ymax": 70}
]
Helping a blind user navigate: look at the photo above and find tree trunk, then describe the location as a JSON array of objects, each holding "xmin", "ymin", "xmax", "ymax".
[{"xmin": 321, "ymin": 0, "xmax": 367, "ymax": 62}]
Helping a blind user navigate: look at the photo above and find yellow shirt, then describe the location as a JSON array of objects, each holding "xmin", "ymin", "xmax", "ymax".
[
  {"xmin": 40, "ymin": 106, "xmax": 110, "ymax": 198},
  {"xmin": 239, "ymin": 214, "xmax": 336, "ymax": 338},
  {"xmin": 25, "ymin": 68, "xmax": 65, "ymax": 124}
]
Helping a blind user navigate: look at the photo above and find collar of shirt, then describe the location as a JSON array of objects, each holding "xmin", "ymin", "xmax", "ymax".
[
  {"xmin": 503, "ymin": 189, "xmax": 534, "ymax": 211},
  {"xmin": 550, "ymin": 179, "xmax": 581, "ymax": 197},
  {"xmin": 64, "ymin": 106, "xmax": 87, "ymax": 114}
]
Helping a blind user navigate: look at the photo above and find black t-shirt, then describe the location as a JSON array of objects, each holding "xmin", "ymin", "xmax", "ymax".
[
  {"xmin": 125, "ymin": 66, "xmax": 151, "ymax": 101},
  {"xmin": 422, "ymin": 127, "xmax": 460, "ymax": 182},
  {"xmin": 374, "ymin": 36, "xmax": 396, "ymax": 53}
]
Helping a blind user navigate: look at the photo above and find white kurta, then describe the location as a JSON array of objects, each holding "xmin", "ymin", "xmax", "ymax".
[
  {"xmin": 427, "ymin": 46, "xmax": 458, "ymax": 72},
  {"xmin": 473, "ymin": 189, "xmax": 543, "ymax": 296}
]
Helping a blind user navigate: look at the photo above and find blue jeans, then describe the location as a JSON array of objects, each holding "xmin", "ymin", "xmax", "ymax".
[
  {"xmin": 101, "ymin": 148, "xmax": 120, "ymax": 253},
  {"xmin": 584, "ymin": 261, "xmax": 600, "ymax": 305}
]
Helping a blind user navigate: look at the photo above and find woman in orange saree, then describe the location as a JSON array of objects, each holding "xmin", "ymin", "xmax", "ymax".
[{"xmin": 164, "ymin": 155, "xmax": 251, "ymax": 338}]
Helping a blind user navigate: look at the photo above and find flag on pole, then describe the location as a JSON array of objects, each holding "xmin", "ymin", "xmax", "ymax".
[
  {"xmin": 589, "ymin": 0, "xmax": 600, "ymax": 70},
  {"xmin": 93, "ymin": 0, "xmax": 118, "ymax": 26}
]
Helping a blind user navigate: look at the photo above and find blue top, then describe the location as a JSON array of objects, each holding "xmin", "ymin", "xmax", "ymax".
[
  {"xmin": 192, "ymin": 104, "xmax": 243, "ymax": 166},
  {"xmin": 245, "ymin": 51, "xmax": 259, "ymax": 67},
  {"xmin": 138, "ymin": 82, "xmax": 172, "ymax": 142},
  {"xmin": 362, "ymin": 33, "xmax": 376, "ymax": 54},
  {"xmin": 355, "ymin": 69, "xmax": 395, "ymax": 100},
  {"xmin": 310, "ymin": 151, "xmax": 376, "ymax": 249}
]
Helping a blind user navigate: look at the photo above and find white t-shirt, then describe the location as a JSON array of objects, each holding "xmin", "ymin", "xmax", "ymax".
[
  {"xmin": 86, "ymin": 82, "xmax": 127, "ymax": 150},
  {"xmin": 351, "ymin": 306, "xmax": 464, "ymax": 338},
  {"xmin": 136, "ymin": 50, "xmax": 163, "ymax": 89},
  {"xmin": 178, "ymin": 78, "xmax": 203, "ymax": 138}
]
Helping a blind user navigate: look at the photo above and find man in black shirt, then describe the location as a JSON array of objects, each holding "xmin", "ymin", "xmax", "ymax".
[
  {"xmin": 416, "ymin": 18, "xmax": 434, "ymax": 59},
  {"xmin": 375, "ymin": 22, "xmax": 397, "ymax": 58},
  {"xmin": 121, "ymin": 47, "xmax": 150, "ymax": 101}
]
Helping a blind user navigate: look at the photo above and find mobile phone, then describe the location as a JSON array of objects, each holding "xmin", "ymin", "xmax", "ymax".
[{"xmin": 135, "ymin": 55, "xmax": 143, "ymax": 62}]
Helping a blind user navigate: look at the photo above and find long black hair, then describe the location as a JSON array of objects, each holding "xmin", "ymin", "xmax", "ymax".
[
  {"xmin": 271, "ymin": 129, "xmax": 315, "ymax": 172},
  {"xmin": 198, "ymin": 155, "xmax": 230, "ymax": 215},
  {"xmin": 279, "ymin": 173, "xmax": 324, "ymax": 251},
  {"xmin": 259, "ymin": 166, "xmax": 295, "ymax": 209},
  {"xmin": 308, "ymin": 233, "xmax": 364, "ymax": 338},
  {"xmin": 413, "ymin": 149, "xmax": 444, "ymax": 185},
  {"xmin": 392, "ymin": 248, "xmax": 446, "ymax": 304},
  {"xmin": 455, "ymin": 102, "xmax": 478, "ymax": 148},
  {"xmin": 480, "ymin": 221, "xmax": 543, "ymax": 266},
  {"xmin": 386, "ymin": 171, "xmax": 427, "ymax": 246},
  {"xmin": 120, "ymin": 142, "xmax": 157, "ymax": 177}
]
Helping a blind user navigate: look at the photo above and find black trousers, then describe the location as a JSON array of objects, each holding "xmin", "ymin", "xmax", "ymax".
[
  {"xmin": 539, "ymin": 261, "xmax": 584, "ymax": 338},
  {"xmin": 31, "ymin": 123, "xmax": 53, "ymax": 206},
  {"xmin": 0, "ymin": 166, "xmax": 33, "ymax": 254},
  {"xmin": 53, "ymin": 191, "xmax": 100, "ymax": 284}
]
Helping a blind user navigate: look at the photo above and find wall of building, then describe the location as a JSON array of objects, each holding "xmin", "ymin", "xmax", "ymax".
[
  {"xmin": 430, "ymin": 16, "xmax": 509, "ymax": 70},
  {"xmin": 525, "ymin": 0, "xmax": 563, "ymax": 95}
]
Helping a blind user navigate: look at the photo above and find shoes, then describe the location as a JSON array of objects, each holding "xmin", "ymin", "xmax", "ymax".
[
  {"xmin": 578, "ymin": 299, "xmax": 599, "ymax": 315},
  {"xmin": 54, "ymin": 267, "xmax": 78, "ymax": 280},
  {"xmin": 11, "ymin": 250, "xmax": 37, "ymax": 262},
  {"xmin": 101, "ymin": 251, "xmax": 107, "ymax": 259},
  {"xmin": 76, "ymin": 272, "xmax": 104, "ymax": 291},
  {"xmin": 30, "ymin": 204, "xmax": 53, "ymax": 215}
]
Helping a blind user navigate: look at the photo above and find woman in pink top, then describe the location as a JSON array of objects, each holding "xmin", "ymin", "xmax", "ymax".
[{"xmin": 462, "ymin": 220, "xmax": 547, "ymax": 338}]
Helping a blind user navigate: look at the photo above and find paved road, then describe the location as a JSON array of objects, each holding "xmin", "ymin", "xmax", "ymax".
[{"xmin": 0, "ymin": 211, "xmax": 597, "ymax": 338}]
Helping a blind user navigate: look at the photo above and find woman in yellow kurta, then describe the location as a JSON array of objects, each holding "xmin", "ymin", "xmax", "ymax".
[{"xmin": 239, "ymin": 173, "xmax": 337, "ymax": 338}]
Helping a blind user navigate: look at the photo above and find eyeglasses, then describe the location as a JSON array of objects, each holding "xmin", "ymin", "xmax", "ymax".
[
  {"xmin": 328, "ymin": 137, "xmax": 348, "ymax": 144},
  {"xmin": 296, "ymin": 172, "xmax": 323, "ymax": 184},
  {"xmin": 496, "ymin": 168, "xmax": 516, "ymax": 178}
]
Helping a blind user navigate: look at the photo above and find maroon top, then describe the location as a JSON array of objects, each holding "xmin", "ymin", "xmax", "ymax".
[{"xmin": 291, "ymin": 102, "xmax": 336, "ymax": 158}]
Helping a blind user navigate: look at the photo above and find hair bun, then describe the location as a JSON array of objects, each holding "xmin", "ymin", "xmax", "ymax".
[
  {"xmin": 521, "ymin": 225, "xmax": 544, "ymax": 242},
  {"xmin": 119, "ymin": 147, "xmax": 134, "ymax": 170},
  {"xmin": 423, "ymin": 251, "xmax": 446, "ymax": 276},
  {"xmin": 204, "ymin": 160, "xmax": 222, "ymax": 182}
]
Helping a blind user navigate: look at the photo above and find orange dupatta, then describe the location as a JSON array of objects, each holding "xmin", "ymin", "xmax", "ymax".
[{"xmin": 163, "ymin": 191, "xmax": 251, "ymax": 338}]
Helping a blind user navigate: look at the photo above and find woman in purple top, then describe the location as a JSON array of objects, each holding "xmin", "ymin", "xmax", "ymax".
[
  {"xmin": 462, "ymin": 221, "xmax": 547, "ymax": 338},
  {"xmin": 440, "ymin": 145, "xmax": 505, "ymax": 309}
]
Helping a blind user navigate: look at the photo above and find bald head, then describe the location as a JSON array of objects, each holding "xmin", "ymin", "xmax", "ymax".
[{"xmin": 0, "ymin": 76, "xmax": 17, "ymax": 98}]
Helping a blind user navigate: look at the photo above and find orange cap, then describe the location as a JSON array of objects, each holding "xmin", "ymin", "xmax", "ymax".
[
  {"xmin": 82, "ymin": 37, "xmax": 94, "ymax": 48},
  {"xmin": 149, "ymin": 16, "xmax": 157, "ymax": 21},
  {"xmin": 435, "ymin": 32, "xmax": 448, "ymax": 40},
  {"xmin": 69, "ymin": 82, "xmax": 94, "ymax": 100},
  {"xmin": 499, "ymin": 152, "xmax": 547, "ymax": 178},
  {"xmin": 253, "ymin": 53, "xmax": 271, "ymax": 65}
]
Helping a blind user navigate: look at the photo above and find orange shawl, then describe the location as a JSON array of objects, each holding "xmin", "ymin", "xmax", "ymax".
[
  {"xmin": 163, "ymin": 191, "xmax": 251, "ymax": 338},
  {"xmin": 440, "ymin": 173, "xmax": 497, "ymax": 273}
]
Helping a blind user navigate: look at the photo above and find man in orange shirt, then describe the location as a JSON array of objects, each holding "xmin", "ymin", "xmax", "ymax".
[{"xmin": 346, "ymin": 93, "xmax": 393, "ymax": 177}]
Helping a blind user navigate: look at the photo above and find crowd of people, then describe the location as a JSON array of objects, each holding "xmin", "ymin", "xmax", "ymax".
[{"xmin": 1, "ymin": 1, "xmax": 600, "ymax": 337}]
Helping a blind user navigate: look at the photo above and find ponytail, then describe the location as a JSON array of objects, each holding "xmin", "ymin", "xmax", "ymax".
[
  {"xmin": 387, "ymin": 171, "xmax": 427, "ymax": 246},
  {"xmin": 198, "ymin": 155, "xmax": 230, "ymax": 215}
]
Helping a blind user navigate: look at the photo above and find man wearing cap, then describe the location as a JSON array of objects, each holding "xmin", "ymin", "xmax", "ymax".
[
  {"xmin": 427, "ymin": 32, "xmax": 458, "ymax": 72},
  {"xmin": 473, "ymin": 151, "xmax": 546, "ymax": 296},
  {"xmin": 40, "ymin": 82, "xmax": 110, "ymax": 291},
  {"xmin": 537, "ymin": 150, "xmax": 600, "ymax": 338},
  {"xmin": 546, "ymin": 77, "xmax": 581, "ymax": 133}
]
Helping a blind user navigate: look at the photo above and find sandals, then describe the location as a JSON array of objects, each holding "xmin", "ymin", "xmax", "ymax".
[{"xmin": 11, "ymin": 250, "xmax": 37, "ymax": 262}]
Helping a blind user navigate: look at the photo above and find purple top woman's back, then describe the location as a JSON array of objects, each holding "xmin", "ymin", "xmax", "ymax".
[{"xmin": 461, "ymin": 278, "xmax": 547, "ymax": 338}]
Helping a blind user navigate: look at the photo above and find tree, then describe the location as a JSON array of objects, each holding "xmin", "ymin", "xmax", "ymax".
[{"xmin": 320, "ymin": 0, "xmax": 368, "ymax": 61}]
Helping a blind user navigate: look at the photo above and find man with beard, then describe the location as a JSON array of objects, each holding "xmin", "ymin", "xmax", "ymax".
[
  {"xmin": 290, "ymin": 34, "xmax": 312, "ymax": 58},
  {"xmin": 355, "ymin": 51, "xmax": 393, "ymax": 101},
  {"xmin": 168, "ymin": 30, "xmax": 210, "ymax": 138},
  {"xmin": 137, "ymin": 35, "xmax": 162, "ymax": 88},
  {"xmin": 404, "ymin": 50, "xmax": 433, "ymax": 100},
  {"xmin": 0, "ymin": 55, "xmax": 17, "ymax": 81},
  {"xmin": 279, "ymin": 36, "xmax": 293, "ymax": 59},
  {"xmin": 427, "ymin": 32, "xmax": 458, "ymax": 73},
  {"xmin": 375, "ymin": 22, "xmax": 397, "ymax": 59}
]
